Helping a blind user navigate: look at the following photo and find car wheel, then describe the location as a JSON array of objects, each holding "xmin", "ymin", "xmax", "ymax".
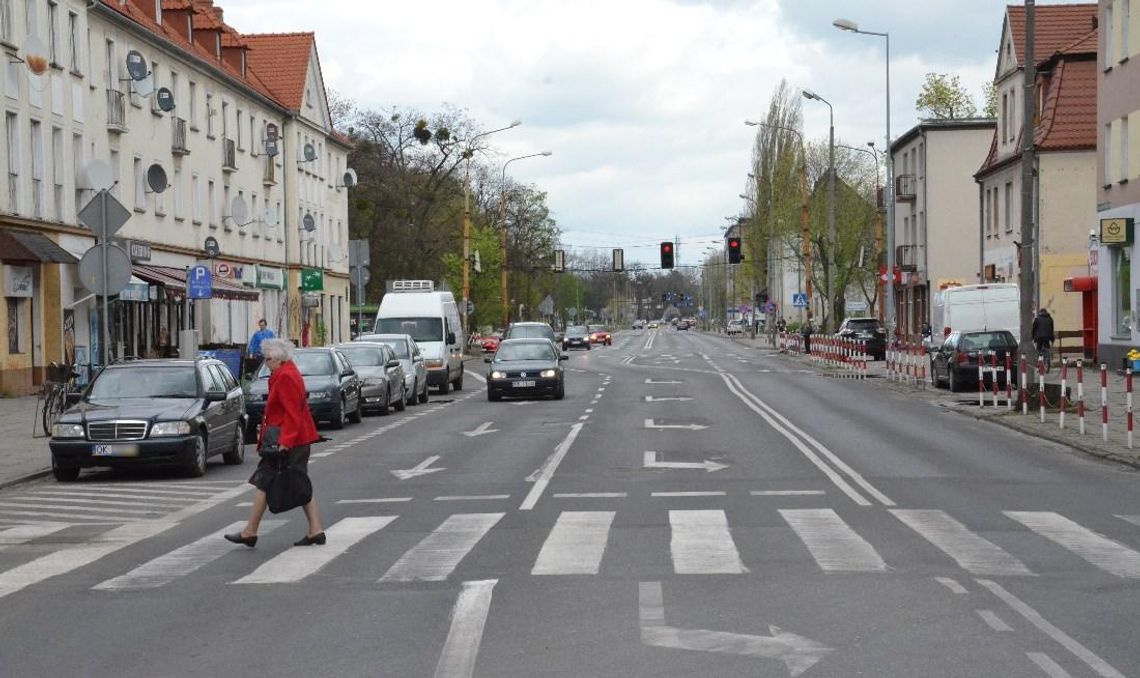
[
  {"xmin": 586, "ymin": 344, "xmax": 591, "ymax": 351},
  {"xmin": 948, "ymin": 368, "xmax": 961, "ymax": 393},
  {"xmin": 418, "ymin": 381, "xmax": 429, "ymax": 404},
  {"xmin": 222, "ymin": 424, "xmax": 245, "ymax": 465},
  {"xmin": 348, "ymin": 395, "xmax": 363, "ymax": 424},
  {"xmin": 243, "ymin": 420, "xmax": 259, "ymax": 444},
  {"xmin": 555, "ymin": 381, "xmax": 565, "ymax": 400},
  {"xmin": 405, "ymin": 381, "xmax": 416, "ymax": 407},
  {"xmin": 487, "ymin": 389, "xmax": 500, "ymax": 402},
  {"xmin": 52, "ymin": 455, "xmax": 79, "ymax": 482},
  {"xmin": 377, "ymin": 388, "xmax": 390, "ymax": 416},
  {"xmin": 438, "ymin": 378, "xmax": 450, "ymax": 395},
  {"xmin": 453, "ymin": 367, "xmax": 464, "ymax": 391},
  {"xmin": 185, "ymin": 433, "xmax": 207, "ymax": 477},
  {"xmin": 330, "ymin": 399, "xmax": 347, "ymax": 429},
  {"xmin": 394, "ymin": 384, "xmax": 407, "ymax": 411}
]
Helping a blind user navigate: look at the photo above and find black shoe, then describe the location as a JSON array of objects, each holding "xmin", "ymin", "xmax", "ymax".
[
  {"xmin": 224, "ymin": 532, "xmax": 257, "ymax": 547},
  {"xmin": 294, "ymin": 532, "xmax": 326, "ymax": 546}
]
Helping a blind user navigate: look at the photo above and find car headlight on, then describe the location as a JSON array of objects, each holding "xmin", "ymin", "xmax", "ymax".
[
  {"xmin": 51, "ymin": 423, "xmax": 85, "ymax": 439},
  {"xmin": 308, "ymin": 391, "xmax": 331, "ymax": 400},
  {"xmin": 490, "ymin": 371, "xmax": 506, "ymax": 379},
  {"xmin": 150, "ymin": 421, "xmax": 191, "ymax": 437},
  {"xmin": 540, "ymin": 369, "xmax": 557, "ymax": 378}
]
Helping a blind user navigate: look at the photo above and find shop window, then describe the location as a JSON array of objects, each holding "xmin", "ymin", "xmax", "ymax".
[
  {"xmin": 7, "ymin": 297, "xmax": 24, "ymax": 354},
  {"xmin": 1113, "ymin": 246, "xmax": 1132, "ymax": 336}
]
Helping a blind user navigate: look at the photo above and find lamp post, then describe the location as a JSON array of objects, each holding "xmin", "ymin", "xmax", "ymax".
[
  {"xmin": 802, "ymin": 89, "xmax": 836, "ymax": 331},
  {"xmin": 745, "ymin": 120, "xmax": 813, "ymax": 326},
  {"xmin": 462, "ymin": 120, "xmax": 520, "ymax": 340},
  {"xmin": 834, "ymin": 17, "xmax": 894, "ymax": 340},
  {"xmin": 839, "ymin": 141, "xmax": 884, "ymax": 321},
  {"xmin": 498, "ymin": 151, "xmax": 552, "ymax": 328}
]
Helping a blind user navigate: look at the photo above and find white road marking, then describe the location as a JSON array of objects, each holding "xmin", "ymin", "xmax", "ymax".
[
  {"xmin": 433, "ymin": 579, "xmax": 498, "ymax": 678},
  {"xmin": 750, "ymin": 490, "xmax": 826, "ymax": 496},
  {"xmin": 780, "ymin": 509, "xmax": 888, "ymax": 573},
  {"xmin": 1004, "ymin": 511, "xmax": 1140, "ymax": 578},
  {"xmin": 892, "ymin": 509, "xmax": 1033, "ymax": 576},
  {"xmin": 578, "ymin": 415, "xmax": 590, "ymax": 421},
  {"xmin": 0, "ymin": 523, "xmax": 69, "ymax": 549},
  {"xmin": 519, "ymin": 423, "xmax": 584, "ymax": 511},
  {"xmin": 434, "ymin": 495, "xmax": 510, "ymax": 502},
  {"xmin": 310, "ymin": 451, "xmax": 335, "ymax": 458},
  {"xmin": 553, "ymin": 492, "xmax": 627, "ymax": 499},
  {"xmin": 669, "ymin": 509, "xmax": 747, "ymax": 574},
  {"xmin": 1116, "ymin": 514, "xmax": 1140, "ymax": 527},
  {"xmin": 379, "ymin": 513, "xmax": 504, "ymax": 583},
  {"xmin": 644, "ymin": 419, "xmax": 707, "ymax": 431},
  {"xmin": 652, "ymin": 491, "xmax": 726, "ymax": 497},
  {"xmin": 466, "ymin": 372, "xmax": 487, "ymax": 384},
  {"xmin": 532, "ymin": 511, "xmax": 614, "ymax": 575},
  {"xmin": 977, "ymin": 578, "xmax": 1125, "ymax": 678},
  {"xmin": 644, "ymin": 395, "xmax": 693, "ymax": 402},
  {"xmin": 935, "ymin": 577, "xmax": 969, "ymax": 595},
  {"xmin": 94, "ymin": 520, "xmax": 286, "ymax": 591},
  {"xmin": 234, "ymin": 516, "xmax": 396, "ymax": 585},
  {"xmin": 0, "ymin": 509, "xmax": 130, "ymax": 523},
  {"xmin": 0, "ymin": 495, "xmax": 177, "ymax": 509},
  {"xmin": 0, "ymin": 500, "xmax": 159, "ymax": 516},
  {"xmin": 976, "ymin": 609, "xmax": 1012, "ymax": 631},
  {"xmin": 644, "ymin": 379, "xmax": 683, "ymax": 384},
  {"xmin": 337, "ymin": 497, "xmax": 413, "ymax": 504},
  {"xmin": 1026, "ymin": 653, "xmax": 1075, "ymax": 678},
  {"xmin": 26, "ymin": 490, "xmax": 188, "ymax": 503}
]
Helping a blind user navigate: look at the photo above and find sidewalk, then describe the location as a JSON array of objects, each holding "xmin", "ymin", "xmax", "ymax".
[
  {"xmin": 728, "ymin": 332, "xmax": 1140, "ymax": 470},
  {"xmin": 0, "ymin": 396, "xmax": 55, "ymax": 489}
]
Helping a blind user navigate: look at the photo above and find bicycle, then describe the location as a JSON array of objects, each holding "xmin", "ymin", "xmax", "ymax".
[
  {"xmin": 39, "ymin": 362, "xmax": 80, "ymax": 437},
  {"xmin": 1035, "ymin": 341, "xmax": 1052, "ymax": 374}
]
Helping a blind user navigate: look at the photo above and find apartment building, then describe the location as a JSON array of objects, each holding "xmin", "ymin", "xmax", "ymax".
[
  {"xmin": 1095, "ymin": 0, "xmax": 1140, "ymax": 367},
  {"xmin": 0, "ymin": 0, "xmax": 350, "ymax": 393}
]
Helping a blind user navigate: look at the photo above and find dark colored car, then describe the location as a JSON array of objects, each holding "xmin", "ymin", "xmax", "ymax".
[
  {"xmin": 485, "ymin": 338, "xmax": 568, "ymax": 401},
  {"xmin": 588, "ymin": 324, "xmax": 612, "ymax": 345},
  {"xmin": 562, "ymin": 325, "xmax": 591, "ymax": 350},
  {"xmin": 246, "ymin": 347, "xmax": 362, "ymax": 435},
  {"xmin": 335, "ymin": 341, "xmax": 406, "ymax": 416},
  {"xmin": 930, "ymin": 330, "xmax": 1019, "ymax": 392},
  {"xmin": 837, "ymin": 317, "xmax": 887, "ymax": 360},
  {"xmin": 48, "ymin": 358, "xmax": 247, "ymax": 481},
  {"xmin": 502, "ymin": 322, "xmax": 558, "ymax": 345}
]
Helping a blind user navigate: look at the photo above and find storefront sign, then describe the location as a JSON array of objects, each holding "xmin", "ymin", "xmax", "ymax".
[
  {"xmin": 119, "ymin": 282, "xmax": 151, "ymax": 302},
  {"xmin": 212, "ymin": 261, "xmax": 248, "ymax": 282},
  {"xmin": 3, "ymin": 265, "xmax": 33, "ymax": 297},
  {"xmin": 301, "ymin": 268, "xmax": 324, "ymax": 291},
  {"xmin": 1100, "ymin": 217, "xmax": 1134, "ymax": 245},
  {"xmin": 256, "ymin": 266, "xmax": 285, "ymax": 289},
  {"xmin": 128, "ymin": 240, "xmax": 151, "ymax": 262}
]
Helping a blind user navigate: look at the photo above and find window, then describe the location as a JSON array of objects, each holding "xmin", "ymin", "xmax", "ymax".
[
  {"xmin": 992, "ymin": 187, "xmax": 1000, "ymax": 238},
  {"xmin": 109, "ymin": 148, "xmax": 119, "ymax": 199},
  {"xmin": 188, "ymin": 80, "xmax": 197, "ymax": 128},
  {"xmin": 191, "ymin": 172, "xmax": 201, "ymax": 224},
  {"xmin": 104, "ymin": 38, "xmax": 115, "ymax": 90},
  {"xmin": 1001, "ymin": 94, "xmax": 1008, "ymax": 144},
  {"xmin": 250, "ymin": 115, "xmax": 256, "ymax": 156},
  {"xmin": 1125, "ymin": 0, "xmax": 1133, "ymax": 60},
  {"xmin": 133, "ymin": 156, "xmax": 144, "ymax": 211},
  {"xmin": 29, "ymin": 119, "xmax": 42, "ymax": 218},
  {"xmin": 221, "ymin": 100, "xmax": 228, "ymax": 139},
  {"xmin": 51, "ymin": 126, "xmax": 62, "ymax": 221},
  {"xmin": 207, "ymin": 179, "xmax": 216, "ymax": 227},
  {"xmin": 222, "ymin": 184, "xmax": 230, "ymax": 231},
  {"xmin": 1106, "ymin": 4, "xmax": 1116, "ymax": 67},
  {"xmin": 1004, "ymin": 182, "xmax": 1012, "ymax": 232},
  {"xmin": 1105, "ymin": 122, "xmax": 1114, "ymax": 184},
  {"xmin": 0, "ymin": 0, "xmax": 12, "ymax": 43},
  {"xmin": 7, "ymin": 298, "xmax": 24, "ymax": 354},
  {"xmin": 1113, "ymin": 246, "xmax": 1131, "ymax": 336},
  {"xmin": 205, "ymin": 93, "xmax": 214, "ymax": 137},
  {"xmin": 173, "ymin": 166, "xmax": 183, "ymax": 220},
  {"xmin": 6, "ymin": 112, "xmax": 19, "ymax": 214},
  {"xmin": 67, "ymin": 10, "xmax": 80, "ymax": 73},
  {"xmin": 235, "ymin": 107, "xmax": 242, "ymax": 149},
  {"xmin": 71, "ymin": 132, "xmax": 82, "ymax": 217},
  {"xmin": 47, "ymin": 1, "xmax": 58, "ymax": 66},
  {"xmin": 22, "ymin": 0, "xmax": 34, "ymax": 35},
  {"xmin": 1121, "ymin": 115, "xmax": 1129, "ymax": 182}
]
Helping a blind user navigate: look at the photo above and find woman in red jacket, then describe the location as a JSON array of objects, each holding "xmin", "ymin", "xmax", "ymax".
[{"xmin": 226, "ymin": 338, "xmax": 325, "ymax": 547}]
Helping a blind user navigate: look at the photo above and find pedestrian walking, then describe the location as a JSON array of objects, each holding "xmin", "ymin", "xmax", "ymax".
[
  {"xmin": 801, "ymin": 321, "xmax": 813, "ymax": 355},
  {"xmin": 246, "ymin": 319, "xmax": 275, "ymax": 377},
  {"xmin": 225, "ymin": 338, "xmax": 325, "ymax": 548},
  {"xmin": 1031, "ymin": 307, "xmax": 1055, "ymax": 372}
]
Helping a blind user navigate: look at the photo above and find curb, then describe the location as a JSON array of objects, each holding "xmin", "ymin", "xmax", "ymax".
[{"xmin": 0, "ymin": 467, "xmax": 51, "ymax": 491}]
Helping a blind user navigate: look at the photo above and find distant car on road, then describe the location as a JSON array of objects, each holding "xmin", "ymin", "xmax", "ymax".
[
  {"xmin": 726, "ymin": 320, "xmax": 743, "ymax": 335},
  {"xmin": 930, "ymin": 330, "xmax": 1019, "ymax": 392},
  {"xmin": 588, "ymin": 324, "xmax": 612, "ymax": 345},
  {"xmin": 562, "ymin": 325, "xmax": 591, "ymax": 350},
  {"xmin": 837, "ymin": 317, "xmax": 887, "ymax": 360},
  {"xmin": 481, "ymin": 333, "xmax": 502, "ymax": 354},
  {"xmin": 485, "ymin": 338, "xmax": 568, "ymax": 401}
]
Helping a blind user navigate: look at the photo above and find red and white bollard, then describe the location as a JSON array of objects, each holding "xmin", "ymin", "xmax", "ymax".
[
  {"xmin": 1101, "ymin": 363, "xmax": 1109, "ymax": 442},
  {"xmin": 1128, "ymin": 368, "xmax": 1134, "ymax": 450},
  {"xmin": 1005, "ymin": 353, "xmax": 1014, "ymax": 409},
  {"xmin": 1077, "ymin": 361, "xmax": 1085, "ymax": 435},
  {"xmin": 1059, "ymin": 360, "xmax": 1068, "ymax": 430},
  {"xmin": 1020, "ymin": 354, "xmax": 1028, "ymax": 416},
  {"xmin": 990, "ymin": 351, "xmax": 999, "ymax": 408},
  {"xmin": 1038, "ymin": 356, "xmax": 1046, "ymax": 423},
  {"xmin": 978, "ymin": 357, "xmax": 985, "ymax": 407}
]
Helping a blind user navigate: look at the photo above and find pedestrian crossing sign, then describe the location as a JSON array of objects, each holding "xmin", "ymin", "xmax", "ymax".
[{"xmin": 792, "ymin": 293, "xmax": 808, "ymax": 308}]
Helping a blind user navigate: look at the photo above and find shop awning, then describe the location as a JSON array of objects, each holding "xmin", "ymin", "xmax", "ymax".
[
  {"xmin": 133, "ymin": 264, "xmax": 260, "ymax": 301},
  {"xmin": 0, "ymin": 229, "xmax": 79, "ymax": 263}
]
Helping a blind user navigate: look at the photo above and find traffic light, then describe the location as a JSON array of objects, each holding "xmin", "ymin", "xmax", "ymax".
[
  {"xmin": 660, "ymin": 241, "xmax": 674, "ymax": 269},
  {"xmin": 727, "ymin": 236, "xmax": 742, "ymax": 264}
]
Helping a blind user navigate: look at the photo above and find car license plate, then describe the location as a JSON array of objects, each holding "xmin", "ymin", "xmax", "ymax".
[
  {"xmin": 92, "ymin": 444, "xmax": 138, "ymax": 457},
  {"xmin": 512, "ymin": 380, "xmax": 535, "ymax": 388}
]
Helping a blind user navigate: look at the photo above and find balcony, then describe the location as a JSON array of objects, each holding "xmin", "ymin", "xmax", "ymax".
[
  {"xmin": 894, "ymin": 174, "xmax": 916, "ymax": 202},
  {"xmin": 896, "ymin": 244, "xmax": 921, "ymax": 272},
  {"xmin": 106, "ymin": 90, "xmax": 127, "ymax": 133},
  {"xmin": 222, "ymin": 138, "xmax": 237, "ymax": 172},
  {"xmin": 263, "ymin": 156, "xmax": 277, "ymax": 185},
  {"xmin": 172, "ymin": 118, "xmax": 190, "ymax": 156}
]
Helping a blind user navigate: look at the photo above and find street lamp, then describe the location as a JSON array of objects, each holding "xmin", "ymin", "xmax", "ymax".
[
  {"xmin": 834, "ymin": 17, "xmax": 894, "ymax": 339},
  {"xmin": 462, "ymin": 120, "xmax": 521, "ymax": 339},
  {"xmin": 498, "ymin": 151, "xmax": 553, "ymax": 328},
  {"xmin": 802, "ymin": 88, "xmax": 836, "ymax": 331}
]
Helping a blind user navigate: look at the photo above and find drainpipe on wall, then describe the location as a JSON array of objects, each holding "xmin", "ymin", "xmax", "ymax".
[
  {"xmin": 920, "ymin": 127, "xmax": 929, "ymax": 324},
  {"xmin": 977, "ymin": 179, "xmax": 985, "ymax": 284}
]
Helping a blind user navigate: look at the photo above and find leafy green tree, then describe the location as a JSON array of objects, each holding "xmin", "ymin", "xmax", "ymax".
[
  {"xmin": 982, "ymin": 81, "xmax": 998, "ymax": 118},
  {"xmin": 915, "ymin": 73, "xmax": 978, "ymax": 119}
]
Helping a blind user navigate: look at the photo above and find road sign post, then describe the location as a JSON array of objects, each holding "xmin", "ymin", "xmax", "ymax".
[{"xmin": 78, "ymin": 190, "xmax": 133, "ymax": 365}]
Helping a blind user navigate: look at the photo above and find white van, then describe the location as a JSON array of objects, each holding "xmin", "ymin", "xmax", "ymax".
[
  {"xmin": 375, "ymin": 280, "xmax": 464, "ymax": 393},
  {"xmin": 930, "ymin": 283, "xmax": 1020, "ymax": 349}
]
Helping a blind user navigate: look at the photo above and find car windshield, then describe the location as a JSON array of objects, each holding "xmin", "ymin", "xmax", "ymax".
[
  {"xmin": 960, "ymin": 332, "xmax": 1016, "ymax": 351},
  {"xmin": 847, "ymin": 320, "xmax": 881, "ymax": 331},
  {"xmin": 338, "ymin": 346, "xmax": 387, "ymax": 366},
  {"xmin": 495, "ymin": 343, "xmax": 556, "ymax": 361},
  {"xmin": 508, "ymin": 325, "xmax": 554, "ymax": 340},
  {"xmin": 567, "ymin": 326, "xmax": 588, "ymax": 337},
  {"xmin": 378, "ymin": 340, "xmax": 409, "ymax": 358},
  {"xmin": 374, "ymin": 317, "xmax": 442, "ymax": 343},
  {"xmin": 88, "ymin": 366, "xmax": 197, "ymax": 399},
  {"xmin": 588, "ymin": 325, "xmax": 605, "ymax": 332}
]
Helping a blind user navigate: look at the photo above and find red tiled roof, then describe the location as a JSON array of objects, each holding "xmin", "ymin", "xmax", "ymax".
[
  {"xmin": 1034, "ymin": 57, "xmax": 1097, "ymax": 151},
  {"xmin": 1006, "ymin": 3, "xmax": 1097, "ymax": 66},
  {"xmin": 242, "ymin": 33, "xmax": 315, "ymax": 111},
  {"xmin": 161, "ymin": 0, "xmax": 194, "ymax": 9}
]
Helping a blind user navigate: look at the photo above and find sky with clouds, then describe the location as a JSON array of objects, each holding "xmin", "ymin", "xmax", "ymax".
[{"xmin": 220, "ymin": 0, "xmax": 1090, "ymax": 266}]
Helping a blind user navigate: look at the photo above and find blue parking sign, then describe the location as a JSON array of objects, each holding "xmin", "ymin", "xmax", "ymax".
[{"xmin": 188, "ymin": 265, "xmax": 213, "ymax": 299}]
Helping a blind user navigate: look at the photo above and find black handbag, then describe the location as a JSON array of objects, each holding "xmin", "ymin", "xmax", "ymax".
[
  {"xmin": 263, "ymin": 452, "xmax": 313, "ymax": 514},
  {"xmin": 257, "ymin": 425, "xmax": 282, "ymax": 458}
]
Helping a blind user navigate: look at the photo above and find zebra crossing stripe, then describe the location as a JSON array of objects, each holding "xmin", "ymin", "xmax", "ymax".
[
  {"xmin": 233, "ymin": 516, "xmax": 397, "ymax": 585},
  {"xmin": 0, "ymin": 500, "xmax": 158, "ymax": 516},
  {"xmin": 93, "ymin": 520, "xmax": 286, "ymax": 591},
  {"xmin": 380, "ymin": 513, "xmax": 504, "ymax": 583},
  {"xmin": 433, "ymin": 580, "xmax": 498, "ymax": 678},
  {"xmin": 532, "ymin": 511, "xmax": 614, "ymax": 575},
  {"xmin": 780, "ymin": 509, "xmax": 888, "ymax": 573},
  {"xmin": 0, "ymin": 523, "xmax": 70, "ymax": 550},
  {"xmin": 669, "ymin": 510, "xmax": 747, "ymax": 574},
  {"xmin": 891, "ymin": 509, "xmax": 1033, "ymax": 576},
  {"xmin": 1004, "ymin": 511, "xmax": 1140, "ymax": 578},
  {"xmin": 26, "ymin": 490, "xmax": 189, "ymax": 503}
]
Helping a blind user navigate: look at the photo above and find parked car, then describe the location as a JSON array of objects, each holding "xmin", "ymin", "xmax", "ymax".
[
  {"xmin": 335, "ymin": 341, "xmax": 407, "ymax": 415},
  {"xmin": 930, "ymin": 330, "xmax": 1019, "ymax": 392},
  {"xmin": 485, "ymin": 338, "xmax": 568, "ymax": 401},
  {"xmin": 48, "ymin": 357, "xmax": 247, "ymax": 481},
  {"xmin": 837, "ymin": 317, "xmax": 887, "ymax": 360},
  {"xmin": 562, "ymin": 325, "xmax": 592, "ymax": 350},
  {"xmin": 726, "ymin": 320, "xmax": 744, "ymax": 335},
  {"xmin": 354, "ymin": 333, "xmax": 430, "ymax": 406},
  {"xmin": 588, "ymin": 324, "xmax": 612, "ymax": 345},
  {"xmin": 246, "ymin": 347, "xmax": 362, "ymax": 434},
  {"xmin": 930, "ymin": 283, "xmax": 1020, "ymax": 352}
]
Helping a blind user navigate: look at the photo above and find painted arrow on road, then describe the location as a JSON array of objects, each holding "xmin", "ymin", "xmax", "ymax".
[
  {"xmin": 643, "ymin": 451, "xmax": 726, "ymax": 472},
  {"xmin": 644, "ymin": 419, "xmax": 707, "ymax": 431},
  {"xmin": 644, "ymin": 395, "xmax": 693, "ymax": 402},
  {"xmin": 461, "ymin": 422, "xmax": 499, "ymax": 437},
  {"xmin": 390, "ymin": 455, "xmax": 446, "ymax": 480},
  {"xmin": 639, "ymin": 581, "xmax": 831, "ymax": 677},
  {"xmin": 645, "ymin": 379, "xmax": 683, "ymax": 385}
]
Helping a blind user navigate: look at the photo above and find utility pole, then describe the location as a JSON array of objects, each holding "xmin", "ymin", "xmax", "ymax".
[{"xmin": 1019, "ymin": 0, "xmax": 1037, "ymax": 357}]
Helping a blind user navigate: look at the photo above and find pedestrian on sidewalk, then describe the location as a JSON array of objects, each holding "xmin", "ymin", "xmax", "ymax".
[
  {"xmin": 1032, "ymin": 307, "xmax": 1055, "ymax": 371},
  {"xmin": 245, "ymin": 319, "xmax": 275, "ymax": 377},
  {"xmin": 226, "ymin": 338, "xmax": 325, "ymax": 548},
  {"xmin": 801, "ymin": 321, "xmax": 813, "ymax": 355}
]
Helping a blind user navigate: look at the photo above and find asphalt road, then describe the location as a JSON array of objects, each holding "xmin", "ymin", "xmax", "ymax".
[{"xmin": 1, "ymin": 328, "xmax": 1139, "ymax": 677}]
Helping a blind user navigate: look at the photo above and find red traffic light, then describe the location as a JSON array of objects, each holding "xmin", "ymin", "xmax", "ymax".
[
  {"xmin": 660, "ymin": 241, "xmax": 675, "ymax": 269},
  {"xmin": 727, "ymin": 236, "xmax": 742, "ymax": 264},
  {"xmin": 728, "ymin": 239, "xmax": 739, "ymax": 248},
  {"xmin": 662, "ymin": 243, "xmax": 672, "ymax": 253}
]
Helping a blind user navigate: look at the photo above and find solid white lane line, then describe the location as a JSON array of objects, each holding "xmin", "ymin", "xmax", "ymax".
[
  {"xmin": 669, "ymin": 509, "xmax": 746, "ymax": 574},
  {"xmin": 1026, "ymin": 653, "xmax": 1075, "ymax": 678},
  {"xmin": 95, "ymin": 520, "xmax": 285, "ymax": 591},
  {"xmin": 553, "ymin": 492, "xmax": 627, "ymax": 499},
  {"xmin": 434, "ymin": 495, "xmax": 510, "ymax": 502},
  {"xmin": 0, "ymin": 523, "xmax": 69, "ymax": 549},
  {"xmin": 519, "ymin": 423, "xmax": 584, "ymax": 511},
  {"xmin": 935, "ymin": 577, "xmax": 969, "ymax": 595},
  {"xmin": 892, "ymin": 509, "xmax": 1033, "ymax": 576},
  {"xmin": 337, "ymin": 497, "xmax": 413, "ymax": 504},
  {"xmin": 379, "ymin": 513, "xmax": 504, "ymax": 583},
  {"xmin": 976, "ymin": 609, "xmax": 1012, "ymax": 632},
  {"xmin": 433, "ymin": 579, "xmax": 498, "ymax": 678},
  {"xmin": 978, "ymin": 579, "xmax": 1125, "ymax": 678},
  {"xmin": 1004, "ymin": 511, "xmax": 1140, "ymax": 578},
  {"xmin": 235, "ymin": 516, "xmax": 396, "ymax": 585},
  {"xmin": 0, "ymin": 520, "xmax": 175, "ymax": 599},
  {"xmin": 652, "ymin": 491, "xmax": 725, "ymax": 498},
  {"xmin": 750, "ymin": 490, "xmax": 826, "ymax": 496},
  {"xmin": 532, "ymin": 511, "xmax": 614, "ymax": 575},
  {"xmin": 780, "ymin": 509, "xmax": 888, "ymax": 573}
]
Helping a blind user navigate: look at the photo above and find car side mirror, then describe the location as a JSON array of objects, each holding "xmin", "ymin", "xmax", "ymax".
[
  {"xmin": 204, "ymin": 389, "xmax": 227, "ymax": 403},
  {"xmin": 386, "ymin": 359, "xmax": 400, "ymax": 368},
  {"xmin": 559, "ymin": 354, "xmax": 569, "ymax": 361},
  {"xmin": 447, "ymin": 332, "xmax": 457, "ymax": 345},
  {"xmin": 484, "ymin": 356, "xmax": 493, "ymax": 363},
  {"xmin": 341, "ymin": 369, "xmax": 356, "ymax": 378},
  {"xmin": 65, "ymin": 391, "xmax": 83, "ymax": 406}
]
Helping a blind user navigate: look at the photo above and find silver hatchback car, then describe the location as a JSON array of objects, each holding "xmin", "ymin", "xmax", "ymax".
[
  {"xmin": 354, "ymin": 333, "xmax": 430, "ymax": 407},
  {"xmin": 335, "ymin": 342, "xmax": 406, "ymax": 415}
]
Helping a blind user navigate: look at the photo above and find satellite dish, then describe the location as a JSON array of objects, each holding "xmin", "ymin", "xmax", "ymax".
[
  {"xmin": 146, "ymin": 164, "xmax": 168, "ymax": 193},
  {"xmin": 155, "ymin": 87, "xmax": 175, "ymax": 112},
  {"xmin": 302, "ymin": 213, "xmax": 316, "ymax": 232},
  {"xmin": 23, "ymin": 35, "xmax": 49, "ymax": 76},
  {"xmin": 80, "ymin": 160, "xmax": 114, "ymax": 191},
  {"xmin": 125, "ymin": 50, "xmax": 148, "ymax": 80},
  {"xmin": 303, "ymin": 143, "xmax": 317, "ymax": 162},
  {"xmin": 230, "ymin": 196, "xmax": 249, "ymax": 225},
  {"xmin": 341, "ymin": 168, "xmax": 358, "ymax": 188},
  {"xmin": 264, "ymin": 206, "xmax": 279, "ymax": 227},
  {"xmin": 132, "ymin": 73, "xmax": 154, "ymax": 97}
]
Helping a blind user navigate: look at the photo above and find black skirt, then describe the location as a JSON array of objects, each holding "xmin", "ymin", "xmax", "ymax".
[{"xmin": 249, "ymin": 444, "xmax": 311, "ymax": 493}]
